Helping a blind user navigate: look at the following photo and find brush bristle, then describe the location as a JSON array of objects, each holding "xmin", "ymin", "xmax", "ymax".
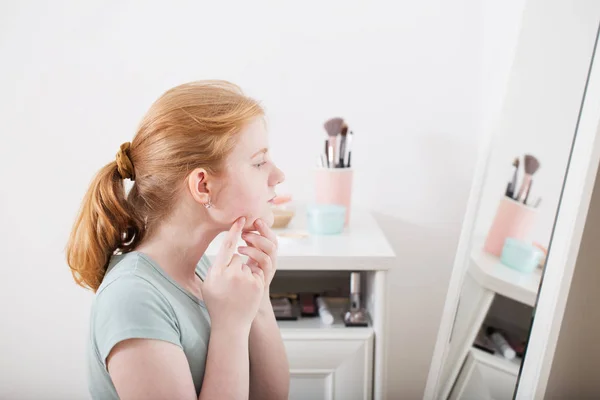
[
  {"xmin": 513, "ymin": 157, "xmax": 519, "ymax": 167},
  {"xmin": 524, "ymin": 154, "xmax": 540, "ymax": 174},
  {"xmin": 324, "ymin": 117, "xmax": 344, "ymax": 137},
  {"xmin": 341, "ymin": 123, "xmax": 348, "ymax": 136}
]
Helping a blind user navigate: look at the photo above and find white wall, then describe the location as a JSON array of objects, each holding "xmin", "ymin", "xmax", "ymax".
[
  {"xmin": 0, "ymin": 1, "xmax": 487, "ymax": 398},
  {"xmin": 383, "ymin": 2, "xmax": 531, "ymax": 397},
  {"xmin": 474, "ymin": 0, "xmax": 600, "ymax": 249}
]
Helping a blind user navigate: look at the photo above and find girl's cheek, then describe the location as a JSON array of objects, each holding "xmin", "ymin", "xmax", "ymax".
[{"xmin": 228, "ymin": 193, "xmax": 257, "ymax": 216}]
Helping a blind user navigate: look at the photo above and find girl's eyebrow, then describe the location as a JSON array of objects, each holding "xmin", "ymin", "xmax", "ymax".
[{"xmin": 251, "ymin": 148, "xmax": 268, "ymax": 158}]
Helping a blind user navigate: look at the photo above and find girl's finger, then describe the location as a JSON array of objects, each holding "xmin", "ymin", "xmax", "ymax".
[
  {"xmin": 241, "ymin": 231, "xmax": 276, "ymax": 256},
  {"xmin": 253, "ymin": 219, "xmax": 278, "ymax": 248},
  {"xmin": 251, "ymin": 266, "xmax": 265, "ymax": 286},
  {"xmin": 237, "ymin": 246, "xmax": 271, "ymax": 271},
  {"xmin": 228, "ymin": 254, "xmax": 244, "ymax": 271},
  {"xmin": 249, "ymin": 264, "xmax": 264, "ymax": 278},
  {"xmin": 214, "ymin": 217, "xmax": 246, "ymax": 270}
]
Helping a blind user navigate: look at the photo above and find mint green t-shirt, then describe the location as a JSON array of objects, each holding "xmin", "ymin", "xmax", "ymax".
[{"xmin": 87, "ymin": 251, "xmax": 212, "ymax": 399}]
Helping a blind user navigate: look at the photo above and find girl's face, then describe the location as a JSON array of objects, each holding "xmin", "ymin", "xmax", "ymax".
[{"xmin": 205, "ymin": 117, "xmax": 285, "ymax": 231}]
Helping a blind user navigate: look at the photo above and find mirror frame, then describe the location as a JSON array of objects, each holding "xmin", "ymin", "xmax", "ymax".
[{"xmin": 514, "ymin": 22, "xmax": 600, "ymax": 399}]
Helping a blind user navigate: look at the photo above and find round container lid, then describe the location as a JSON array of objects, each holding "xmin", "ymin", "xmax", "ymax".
[{"xmin": 306, "ymin": 204, "xmax": 346, "ymax": 216}]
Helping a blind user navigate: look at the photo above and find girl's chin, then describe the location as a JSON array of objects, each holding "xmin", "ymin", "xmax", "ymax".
[
  {"xmin": 261, "ymin": 211, "xmax": 275, "ymax": 228},
  {"xmin": 240, "ymin": 210, "xmax": 274, "ymax": 231}
]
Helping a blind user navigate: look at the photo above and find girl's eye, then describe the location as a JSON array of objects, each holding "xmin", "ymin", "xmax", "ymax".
[{"xmin": 254, "ymin": 161, "xmax": 267, "ymax": 168}]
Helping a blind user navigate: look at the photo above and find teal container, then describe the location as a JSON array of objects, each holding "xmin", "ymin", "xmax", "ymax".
[
  {"xmin": 500, "ymin": 237, "xmax": 543, "ymax": 273},
  {"xmin": 306, "ymin": 204, "xmax": 346, "ymax": 235}
]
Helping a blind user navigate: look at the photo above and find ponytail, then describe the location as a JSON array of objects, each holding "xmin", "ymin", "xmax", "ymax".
[{"xmin": 66, "ymin": 160, "xmax": 144, "ymax": 292}]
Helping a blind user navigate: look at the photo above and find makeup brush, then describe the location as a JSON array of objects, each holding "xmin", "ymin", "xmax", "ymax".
[
  {"xmin": 517, "ymin": 154, "xmax": 540, "ymax": 203},
  {"xmin": 345, "ymin": 130, "xmax": 353, "ymax": 168},
  {"xmin": 338, "ymin": 123, "xmax": 348, "ymax": 167},
  {"xmin": 318, "ymin": 154, "xmax": 326, "ymax": 168},
  {"xmin": 345, "ymin": 131, "xmax": 354, "ymax": 168},
  {"xmin": 505, "ymin": 157, "xmax": 520, "ymax": 199},
  {"xmin": 324, "ymin": 117, "xmax": 344, "ymax": 137},
  {"xmin": 324, "ymin": 139, "xmax": 333, "ymax": 168},
  {"xmin": 327, "ymin": 140, "xmax": 334, "ymax": 168},
  {"xmin": 523, "ymin": 180, "xmax": 533, "ymax": 205},
  {"xmin": 324, "ymin": 117, "xmax": 344, "ymax": 168}
]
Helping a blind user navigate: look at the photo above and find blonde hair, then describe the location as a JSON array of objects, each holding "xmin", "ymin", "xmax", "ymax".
[{"xmin": 66, "ymin": 80, "xmax": 264, "ymax": 292}]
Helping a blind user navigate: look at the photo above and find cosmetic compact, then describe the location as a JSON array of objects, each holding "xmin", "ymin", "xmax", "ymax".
[
  {"xmin": 306, "ymin": 204, "xmax": 346, "ymax": 235},
  {"xmin": 500, "ymin": 237, "xmax": 544, "ymax": 273}
]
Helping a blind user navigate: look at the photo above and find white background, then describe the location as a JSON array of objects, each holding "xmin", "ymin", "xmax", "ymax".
[{"xmin": 2, "ymin": 0, "xmax": 586, "ymax": 398}]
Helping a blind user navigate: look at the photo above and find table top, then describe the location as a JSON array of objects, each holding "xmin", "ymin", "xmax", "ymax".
[
  {"xmin": 469, "ymin": 249, "xmax": 542, "ymax": 306},
  {"xmin": 205, "ymin": 208, "xmax": 397, "ymax": 271}
]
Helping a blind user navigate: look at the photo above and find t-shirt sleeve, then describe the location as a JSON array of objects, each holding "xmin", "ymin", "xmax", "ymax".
[
  {"xmin": 195, "ymin": 254, "xmax": 211, "ymax": 281},
  {"xmin": 93, "ymin": 275, "xmax": 181, "ymax": 368}
]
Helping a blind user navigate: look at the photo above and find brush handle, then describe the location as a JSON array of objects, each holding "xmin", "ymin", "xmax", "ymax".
[
  {"xmin": 517, "ymin": 174, "xmax": 532, "ymax": 203},
  {"xmin": 328, "ymin": 142, "xmax": 334, "ymax": 168},
  {"xmin": 509, "ymin": 167, "xmax": 517, "ymax": 199},
  {"xmin": 319, "ymin": 154, "xmax": 327, "ymax": 168},
  {"xmin": 329, "ymin": 136, "xmax": 337, "ymax": 168},
  {"xmin": 505, "ymin": 183, "xmax": 514, "ymax": 199},
  {"xmin": 506, "ymin": 166, "xmax": 518, "ymax": 199},
  {"xmin": 523, "ymin": 179, "xmax": 533, "ymax": 205},
  {"xmin": 338, "ymin": 135, "xmax": 346, "ymax": 167},
  {"xmin": 344, "ymin": 132, "xmax": 353, "ymax": 168}
]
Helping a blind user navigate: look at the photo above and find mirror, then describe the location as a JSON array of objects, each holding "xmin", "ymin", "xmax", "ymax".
[{"xmin": 428, "ymin": 7, "xmax": 600, "ymax": 400}]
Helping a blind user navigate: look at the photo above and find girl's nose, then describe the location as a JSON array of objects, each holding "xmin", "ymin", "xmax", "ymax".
[{"xmin": 271, "ymin": 165, "xmax": 285, "ymax": 186}]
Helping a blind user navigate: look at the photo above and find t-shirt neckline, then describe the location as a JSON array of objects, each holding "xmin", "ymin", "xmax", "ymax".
[{"xmin": 129, "ymin": 251, "xmax": 207, "ymax": 308}]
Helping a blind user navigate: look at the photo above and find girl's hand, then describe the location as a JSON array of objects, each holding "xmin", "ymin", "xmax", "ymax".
[
  {"xmin": 201, "ymin": 217, "xmax": 265, "ymax": 333},
  {"xmin": 238, "ymin": 218, "xmax": 278, "ymax": 288}
]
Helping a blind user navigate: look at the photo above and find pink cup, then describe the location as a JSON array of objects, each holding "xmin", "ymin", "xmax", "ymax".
[
  {"xmin": 315, "ymin": 168, "xmax": 353, "ymax": 225},
  {"xmin": 483, "ymin": 196, "xmax": 539, "ymax": 257}
]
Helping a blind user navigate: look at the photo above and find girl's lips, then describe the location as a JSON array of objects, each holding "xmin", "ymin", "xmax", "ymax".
[{"xmin": 270, "ymin": 194, "xmax": 291, "ymax": 205}]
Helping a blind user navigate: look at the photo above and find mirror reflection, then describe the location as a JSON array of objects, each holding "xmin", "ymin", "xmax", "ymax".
[{"xmin": 433, "ymin": 9, "xmax": 600, "ymax": 400}]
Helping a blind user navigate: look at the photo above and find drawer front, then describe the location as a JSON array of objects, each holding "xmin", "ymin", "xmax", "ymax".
[
  {"xmin": 284, "ymin": 338, "xmax": 373, "ymax": 400},
  {"xmin": 477, "ymin": 362, "xmax": 518, "ymax": 400},
  {"xmin": 450, "ymin": 349, "xmax": 519, "ymax": 400}
]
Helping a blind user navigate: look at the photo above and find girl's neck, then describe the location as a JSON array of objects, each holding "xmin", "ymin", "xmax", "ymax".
[{"xmin": 135, "ymin": 206, "xmax": 221, "ymax": 287}]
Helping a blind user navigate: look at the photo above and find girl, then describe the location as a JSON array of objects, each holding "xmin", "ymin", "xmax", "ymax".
[{"xmin": 66, "ymin": 80, "xmax": 289, "ymax": 399}]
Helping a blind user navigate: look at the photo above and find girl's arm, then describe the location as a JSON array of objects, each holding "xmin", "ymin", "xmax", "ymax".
[
  {"xmin": 239, "ymin": 219, "xmax": 291, "ymax": 400},
  {"xmin": 108, "ymin": 325, "xmax": 251, "ymax": 400},
  {"xmin": 248, "ymin": 300, "xmax": 290, "ymax": 400}
]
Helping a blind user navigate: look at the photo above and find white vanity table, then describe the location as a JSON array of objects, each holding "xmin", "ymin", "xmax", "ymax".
[
  {"xmin": 205, "ymin": 209, "xmax": 396, "ymax": 400},
  {"xmin": 442, "ymin": 246, "xmax": 541, "ymax": 400}
]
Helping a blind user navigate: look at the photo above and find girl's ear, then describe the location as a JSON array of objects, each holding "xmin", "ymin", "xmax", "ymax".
[{"xmin": 187, "ymin": 168, "xmax": 211, "ymax": 206}]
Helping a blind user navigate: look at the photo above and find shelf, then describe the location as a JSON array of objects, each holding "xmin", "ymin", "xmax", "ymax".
[
  {"xmin": 469, "ymin": 249, "xmax": 542, "ymax": 306},
  {"xmin": 278, "ymin": 316, "xmax": 374, "ymax": 341},
  {"xmin": 205, "ymin": 208, "xmax": 396, "ymax": 271},
  {"xmin": 277, "ymin": 302, "xmax": 374, "ymax": 340},
  {"xmin": 471, "ymin": 346, "xmax": 521, "ymax": 377}
]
